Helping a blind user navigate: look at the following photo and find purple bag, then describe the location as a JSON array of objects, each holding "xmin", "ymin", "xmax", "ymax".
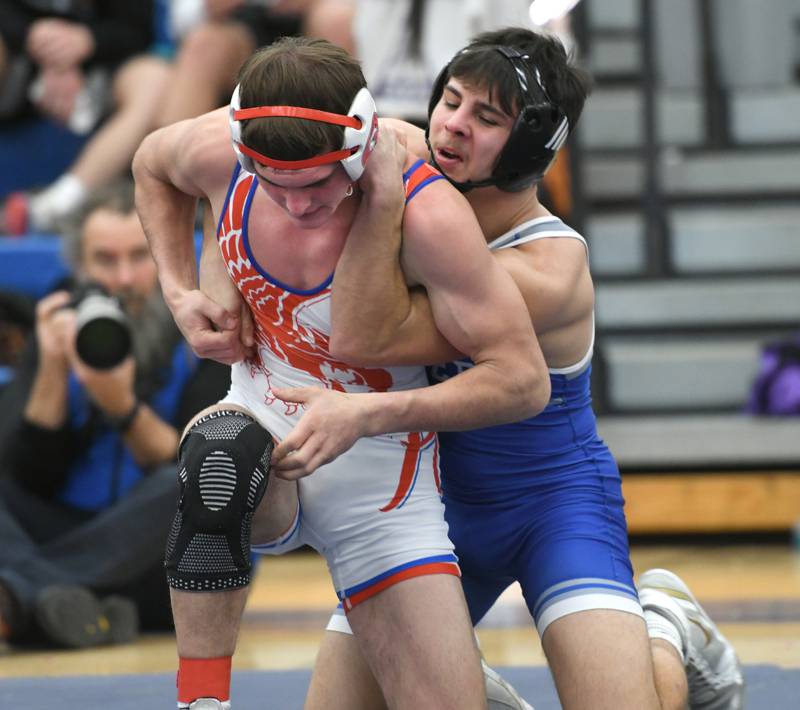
[{"xmin": 746, "ymin": 336, "xmax": 800, "ymax": 416}]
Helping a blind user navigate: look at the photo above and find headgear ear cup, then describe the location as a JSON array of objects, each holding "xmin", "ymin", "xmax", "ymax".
[
  {"xmin": 340, "ymin": 88, "xmax": 379, "ymax": 180},
  {"xmin": 229, "ymin": 85, "xmax": 256, "ymax": 174},
  {"xmin": 228, "ymin": 85, "xmax": 379, "ymax": 180},
  {"xmin": 492, "ymin": 47, "xmax": 568, "ymax": 190}
]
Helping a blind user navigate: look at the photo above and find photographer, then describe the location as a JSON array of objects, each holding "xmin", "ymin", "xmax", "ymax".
[{"xmin": 0, "ymin": 181, "xmax": 227, "ymax": 649}]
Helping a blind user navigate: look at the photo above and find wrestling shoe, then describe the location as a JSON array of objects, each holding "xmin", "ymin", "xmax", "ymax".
[
  {"xmin": 182, "ymin": 699, "xmax": 231, "ymax": 710},
  {"xmin": 639, "ymin": 568, "xmax": 744, "ymax": 710},
  {"xmin": 482, "ymin": 659, "xmax": 535, "ymax": 710}
]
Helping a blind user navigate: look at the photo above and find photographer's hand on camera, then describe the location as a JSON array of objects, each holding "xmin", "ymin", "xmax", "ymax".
[
  {"xmin": 28, "ymin": 289, "xmax": 138, "ymax": 425},
  {"xmin": 67, "ymin": 332, "xmax": 178, "ymax": 465},
  {"xmin": 24, "ymin": 291, "xmax": 75, "ymax": 429},
  {"xmin": 35, "ymin": 291, "xmax": 75, "ymax": 369}
]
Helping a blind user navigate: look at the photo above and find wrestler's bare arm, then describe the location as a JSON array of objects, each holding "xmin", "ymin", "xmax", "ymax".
[
  {"xmin": 271, "ymin": 129, "xmax": 547, "ymax": 476},
  {"xmin": 332, "ymin": 123, "xmax": 593, "ymax": 366},
  {"xmin": 368, "ymin": 181, "xmax": 550, "ymax": 431},
  {"xmin": 336, "ymin": 226, "xmax": 593, "ymax": 368},
  {"xmin": 272, "ymin": 180, "xmax": 549, "ymax": 476},
  {"xmin": 133, "ymin": 113, "xmax": 219, "ymax": 299},
  {"xmin": 340, "ymin": 161, "xmax": 552, "ymax": 430},
  {"xmin": 328, "ymin": 124, "xmax": 410, "ymax": 361},
  {"xmin": 132, "ymin": 108, "xmax": 246, "ymax": 359},
  {"xmin": 380, "ymin": 117, "xmax": 429, "ymax": 158},
  {"xmin": 198, "ymin": 201, "xmax": 255, "ymax": 363}
]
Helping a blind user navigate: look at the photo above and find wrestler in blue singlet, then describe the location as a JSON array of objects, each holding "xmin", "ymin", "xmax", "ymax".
[{"xmin": 429, "ymin": 216, "xmax": 643, "ymax": 638}]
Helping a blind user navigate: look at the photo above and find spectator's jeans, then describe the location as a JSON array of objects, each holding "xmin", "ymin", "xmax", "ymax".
[{"xmin": 0, "ymin": 465, "xmax": 178, "ymax": 633}]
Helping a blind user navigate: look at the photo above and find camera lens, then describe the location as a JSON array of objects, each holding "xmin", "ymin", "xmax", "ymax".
[{"xmin": 73, "ymin": 292, "xmax": 132, "ymax": 369}]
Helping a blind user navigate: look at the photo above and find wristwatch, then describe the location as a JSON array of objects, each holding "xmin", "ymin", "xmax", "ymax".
[{"xmin": 107, "ymin": 399, "xmax": 141, "ymax": 433}]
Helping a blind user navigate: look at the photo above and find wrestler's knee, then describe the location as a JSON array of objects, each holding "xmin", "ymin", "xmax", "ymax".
[{"xmin": 164, "ymin": 408, "xmax": 274, "ymax": 592}]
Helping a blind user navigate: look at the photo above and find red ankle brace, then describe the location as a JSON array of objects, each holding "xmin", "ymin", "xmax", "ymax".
[{"xmin": 177, "ymin": 656, "xmax": 232, "ymax": 703}]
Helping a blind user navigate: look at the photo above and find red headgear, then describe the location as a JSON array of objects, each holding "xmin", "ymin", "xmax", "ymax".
[{"xmin": 229, "ymin": 84, "xmax": 379, "ymax": 180}]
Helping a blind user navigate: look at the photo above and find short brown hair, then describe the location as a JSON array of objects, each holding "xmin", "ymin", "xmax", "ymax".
[
  {"xmin": 448, "ymin": 27, "xmax": 593, "ymax": 138},
  {"xmin": 237, "ymin": 36, "xmax": 367, "ymax": 163},
  {"xmin": 61, "ymin": 180, "xmax": 137, "ymax": 271}
]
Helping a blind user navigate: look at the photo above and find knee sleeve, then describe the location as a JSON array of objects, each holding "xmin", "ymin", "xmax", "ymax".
[{"xmin": 165, "ymin": 409, "xmax": 273, "ymax": 592}]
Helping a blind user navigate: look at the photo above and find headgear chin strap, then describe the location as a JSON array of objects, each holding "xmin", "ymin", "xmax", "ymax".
[
  {"xmin": 426, "ymin": 46, "xmax": 569, "ymax": 193},
  {"xmin": 229, "ymin": 85, "xmax": 379, "ymax": 181}
]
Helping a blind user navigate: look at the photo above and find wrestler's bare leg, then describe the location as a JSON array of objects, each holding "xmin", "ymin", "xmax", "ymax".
[
  {"xmin": 305, "ymin": 629, "xmax": 384, "ymax": 710},
  {"xmin": 170, "ymin": 403, "xmax": 298, "ymax": 658},
  {"xmin": 542, "ymin": 609, "xmax": 663, "ymax": 710},
  {"xmin": 344, "ymin": 574, "xmax": 486, "ymax": 710}
]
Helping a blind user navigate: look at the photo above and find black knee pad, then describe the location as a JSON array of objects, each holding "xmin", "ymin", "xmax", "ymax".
[{"xmin": 165, "ymin": 409, "xmax": 273, "ymax": 592}]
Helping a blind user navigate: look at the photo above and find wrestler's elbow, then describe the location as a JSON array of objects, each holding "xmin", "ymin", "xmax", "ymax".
[
  {"xmin": 329, "ymin": 331, "xmax": 370, "ymax": 366},
  {"xmin": 132, "ymin": 130, "xmax": 156, "ymax": 177},
  {"xmin": 507, "ymin": 354, "xmax": 550, "ymax": 419},
  {"xmin": 526, "ymin": 362, "xmax": 551, "ymax": 417},
  {"xmin": 329, "ymin": 329, "xmax": 394, "ymax": 367}
]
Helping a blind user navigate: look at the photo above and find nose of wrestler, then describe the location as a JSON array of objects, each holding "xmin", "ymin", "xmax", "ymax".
[{"xmin": 283, "ymin": 189, "xmax": 316, "ymax": 218}]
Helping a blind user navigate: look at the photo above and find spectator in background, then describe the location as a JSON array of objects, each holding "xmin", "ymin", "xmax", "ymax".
[
  {"xmin": 138, "ymin": 0, "xmax": 538, "ymax": 191},
  {"xmin": 299, "ymin": 0, "xmax": 577, "ymax": 218},
  {"xmin": 297, "ymin": 0, "xmax": 533, "ymax": 121},
  {"xmin": 0, "ymin": 1, "xmax": 169, "ymax": 235},
  {"xmin": 0, "ymin": 180, "xmax": 228, "ymax": 649},
  {"xmin": 0, "ymin": 290, "xmax": 34, "ymax": 389},
  {"xmin": 156, "ymin": 0, "xmax": 303, "ymax": 128}
]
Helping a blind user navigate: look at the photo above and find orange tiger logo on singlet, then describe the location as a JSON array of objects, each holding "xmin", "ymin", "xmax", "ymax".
[
  {"xmin": 218, "ymin": 175, "xmax": 394, "ymax": 409},
  {"xmin": 218, "ymin": 163, "xmax": 444, "ymax": 509}
]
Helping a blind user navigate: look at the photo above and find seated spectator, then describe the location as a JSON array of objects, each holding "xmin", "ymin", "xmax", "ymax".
[
  {"xmin": 0, "ymin": 180, "xmax": 228, "ymax": 649},
  {"xmin": 156, "ymin": 0, "xmax": 303, "ymax": 127},
  {"xmin": 297, "ymin": 0, "xmax": 533, "ymax": 121},
  {"xmin": 0, "ymin": 289, "xmax": 34, "ymax": 390},
  {"xmin": 0, "ymin": 0, "xmax": 170, "ymax": 234},
  {"xmin": 300, "ymin": 0, "xmax": 577, "ymax": 216}
]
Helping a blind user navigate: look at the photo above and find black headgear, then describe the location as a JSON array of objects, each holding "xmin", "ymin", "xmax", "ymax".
[{"xmin": 426, "ymin": 45, "xmax": 569, "ymax": 193}]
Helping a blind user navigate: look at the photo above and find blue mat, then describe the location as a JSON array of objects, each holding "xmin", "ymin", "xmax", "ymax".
[{"xmin": 1, "ymin": 665, "xmax": 797, "ymax": 709}]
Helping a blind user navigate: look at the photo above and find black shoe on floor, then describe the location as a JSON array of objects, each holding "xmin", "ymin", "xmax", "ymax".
[
  {"xmin": 34, "ymin": 585, "xmax": 138, "ymax": 649},
  {"xmin": 100, "ymin": 595, "xmax": 139, "ymax": 645}
]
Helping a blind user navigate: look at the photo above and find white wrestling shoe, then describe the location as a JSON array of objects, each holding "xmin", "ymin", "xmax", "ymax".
[
  {"xmin": 180, "ymin": 699, "xmax": 231, "ymax": 710},
  {"xmin": 482, "ymin": 660, "xmax": 535, "ymax": 710},
  {"xmin": 638, "ymin": 568, "xmax": 744, "ymax": 710}
]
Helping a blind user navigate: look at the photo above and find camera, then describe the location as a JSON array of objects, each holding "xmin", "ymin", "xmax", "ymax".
[{"xmin": 69, "ymin": 283, "xmax": 132, "ymax": 370}]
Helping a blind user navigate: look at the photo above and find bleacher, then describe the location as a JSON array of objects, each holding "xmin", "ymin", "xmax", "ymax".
[{"xmin": 575, "ymin": 0, "xmax": 800, "ymax": 534}]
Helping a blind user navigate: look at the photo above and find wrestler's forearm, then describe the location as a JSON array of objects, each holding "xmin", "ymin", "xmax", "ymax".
[
  {"xmin": 331, "ymin": 196, "xmax": 461, "ymax": 365},
  {"xmin": 362, "ymin": 357, "xmax": 550, "ymax": 435},
  {"xmin": 199, "ymin": 206, "xmax": 240, "ymax": 311},
  {"xmin": 132, "ymin": 132, "xmax": 199, "ymax": 306},
  {"xmin": 330, "ymin": 177, "xmax": 407, "ymax": 359}
]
